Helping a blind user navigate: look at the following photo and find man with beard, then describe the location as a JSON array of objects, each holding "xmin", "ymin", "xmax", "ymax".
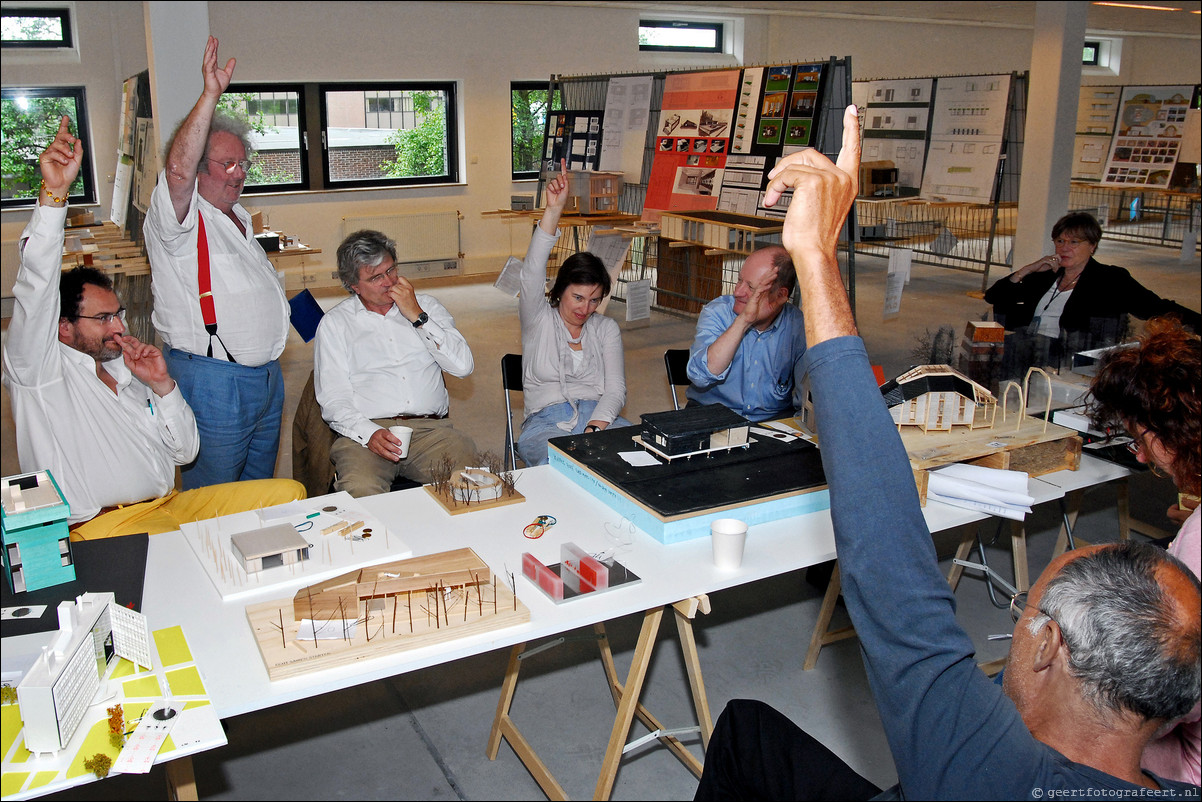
[{"xmin": 3, "ymin": 118, "xmax": 302, "ymax": 540}]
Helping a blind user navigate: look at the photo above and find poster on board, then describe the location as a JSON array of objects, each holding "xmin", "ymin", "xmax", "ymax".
[
  {"xmin": 600, "ymin": 76, "xmax": 654, "ymax": 180},
  {"xmin": 860, "ymin": 78, "xmax": 933, "ymax": 196},
  {"xmin": 1100, "ymin": 85, "xmax": 1192, "ymax": 188},
  {"xmin": 544, "ymin": 111, "xmax": 604, "ymax": 173},
  {"xmin": 920, "ymin": 74, "xmax": 1011, "ymax": 202},
  {"xmin": 725, "ymin": 63, "xmax": 827, "ymax": 219},
  {"xmin": 643, "ymin": 70, "xmax": 740, "ymax": 221}
]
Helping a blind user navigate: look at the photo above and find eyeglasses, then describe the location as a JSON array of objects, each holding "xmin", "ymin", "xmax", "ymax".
[
  {"xmin": 1053, "ymin": 237, "xmax": 1087, "ymax": 248},
  {"xmin": 1126, "ymin": 439, "xmax": 1144, "ymax": 457},
  {"xmin": 75, "ymin": 307, "xmax": 126, "ymax": 324},
  {"xmin": 206, "ymin": 157, "xmax": 254, "ymax": 174},
  {"xmin": 1009, "ymin": 591, "xmax": 1031, "ymax": 623},
  {"xmin": 363, "ymin": 265, "xmax": 398, "ymax": 286}
]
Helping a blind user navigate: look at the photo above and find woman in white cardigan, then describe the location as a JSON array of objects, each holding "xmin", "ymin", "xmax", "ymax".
[{"xmin": 516, "ymin": 161, "xmax": 631, "ymax": 466}]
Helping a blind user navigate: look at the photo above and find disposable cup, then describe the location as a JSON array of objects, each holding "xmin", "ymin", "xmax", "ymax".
[
  {"xmin": 388, "ymin": 425, "xmax": 413, "ymax": 459},
  {"xmin": 711, "ymin": 518, "xmax": 748, "ymax": 570}
]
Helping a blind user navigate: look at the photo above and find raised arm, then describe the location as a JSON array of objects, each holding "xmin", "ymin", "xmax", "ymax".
[
  {"xmin": 164, "ymin": 35, "xmax": 235, "ymax": 223},
  {"xmin": 538, "ymin": 158, "xmax": 571, "ymax": 236}
]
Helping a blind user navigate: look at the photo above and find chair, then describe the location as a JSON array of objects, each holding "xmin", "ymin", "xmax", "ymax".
[
  {"xmin": 501, "ymin": 354, "xmax": 524, "ymax": 471},
  {"xmin": 664, "ymin": 349, "xmax": 690, "ymax": 410}
]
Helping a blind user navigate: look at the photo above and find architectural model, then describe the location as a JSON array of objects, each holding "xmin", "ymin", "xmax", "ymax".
[
  {"xmin": 639, "ymin": 404, "xmax": 751, "ymax": 459},
  {"xmin": 16, "ymin": 592, "xmax": 152, "ymax": 755},
  {"xmin": 245, "ymin": 548, "xmax": 529, "ymax": 681},
  {"xmin": 1, "ymin": 470, "xmax": 74, "ymax": 593},
  {"xmin": 880, "ymin": 364, "xmax": 998, "ymax": 433},
  {"xmin": 230, "ymin": 523, "xmax": 311, "ymax": 574}
]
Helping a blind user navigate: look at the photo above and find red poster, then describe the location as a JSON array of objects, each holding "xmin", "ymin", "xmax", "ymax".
[{"xmin": 643, "ymin": 70, "xmax": 740, "ymax": 222}]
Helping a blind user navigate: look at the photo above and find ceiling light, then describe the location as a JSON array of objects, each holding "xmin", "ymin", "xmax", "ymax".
[{"xmin": 1092, "ymin": 2, "xmax": 1183, "ymax": 10}]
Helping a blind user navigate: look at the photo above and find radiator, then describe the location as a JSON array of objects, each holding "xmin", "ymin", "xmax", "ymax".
[{"xmin": 340, "ymin": 211, "xmax": 463, "ymax": 278}]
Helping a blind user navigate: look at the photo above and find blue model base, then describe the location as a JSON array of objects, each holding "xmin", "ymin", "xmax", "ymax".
[{"xmin": 549, "ymin": 448, "xmax": 830, "ymax": 544}]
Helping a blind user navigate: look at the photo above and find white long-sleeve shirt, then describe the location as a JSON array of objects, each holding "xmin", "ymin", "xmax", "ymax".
[
  {"xmin": 2, "ymin": 203, "xmax": 199, "ymax": 524},
  {"xmin": 143, "ymin": 171, "xmax": 289, "ymax": 366},
  {"xmin": 313, "ymin": 294, "xmax": 474, "ymax": 445}
]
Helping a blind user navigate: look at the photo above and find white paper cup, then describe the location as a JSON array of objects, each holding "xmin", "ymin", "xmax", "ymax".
[
  {"xmin": 388, "ymin": 425, "xmax": 413, "ymax": 459},
  {"xmin": 711, "ymin": 518, "xmax": 748, "ymax": 570}
]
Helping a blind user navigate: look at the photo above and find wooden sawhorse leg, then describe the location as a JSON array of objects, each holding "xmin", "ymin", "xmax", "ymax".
[
  {"xmin": 803, "ymin": 562, "xmax": 857, "ymax": 670},
  {"xmin": 166, "ymin": 756, "xmax": 198, "ymax": 801},
  {"xmin": 486, "ymin": 596, "xmax": 714, "ymax": 800}
]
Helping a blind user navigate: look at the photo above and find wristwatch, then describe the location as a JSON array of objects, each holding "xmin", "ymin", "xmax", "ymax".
[
  {"xmin": 584, "ymin": 425, "xmax": 600, "ymax": 433},
  {"xmin": 412, "ymin": 312, "xmax": 429, "ymax": 328}
]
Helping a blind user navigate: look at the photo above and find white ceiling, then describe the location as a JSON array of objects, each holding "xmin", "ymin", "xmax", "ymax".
[{"xmin": 536, "ymin": 1, "xmax": 1202, "ymax": 37}]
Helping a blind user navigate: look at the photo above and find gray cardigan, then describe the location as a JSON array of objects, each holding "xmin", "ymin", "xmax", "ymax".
[{"xmin": 518, "ymin": 227, "xmax": 626, "ymax": 424}]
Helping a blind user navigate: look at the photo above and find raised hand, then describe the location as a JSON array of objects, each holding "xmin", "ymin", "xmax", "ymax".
[
  {"xmin": 201, "ymin": 35, "xmax": 236, "ymax": 97},
  {"xmin": 764, "ymin": 105, "xmax": 860, "ymax": 260},
  {"xmin": 544, "ymin": 158, "xmax": 571, "ymax": 211},
  {"xmin": 39, "ymin": 116, "xmax": 82, "ymax": 201}
]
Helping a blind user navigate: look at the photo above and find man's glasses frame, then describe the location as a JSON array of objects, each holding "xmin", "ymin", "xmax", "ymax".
[{"xmin": 74, "ymin": 307, "xmax": 126, "ymax": 325}]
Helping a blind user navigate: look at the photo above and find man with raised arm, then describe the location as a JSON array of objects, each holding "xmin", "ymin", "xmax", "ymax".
[
  {"xmin": 684, "ymin": 245, "xmax": 805, "ymax": 422},
  {"xmin": 144, "ymin": 36, "xmax": 291, "ymax": 489},
  {"xmin": 693, "ymin": 106, "xmax": 1201, "ymax": 800},
  {"xmin": 3, "ymin": 119, "xmax": 303, "ymax": 540}
]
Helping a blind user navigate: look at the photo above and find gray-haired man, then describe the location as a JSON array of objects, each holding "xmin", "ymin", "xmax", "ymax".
[{"xmin": 314, "ymin": 230, "xmax": 477, "ymax": 497}]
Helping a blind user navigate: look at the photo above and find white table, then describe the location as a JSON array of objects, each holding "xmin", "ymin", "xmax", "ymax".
[{"xmin": 0, "ymin": 465, "xmax": 1029, "ymax": 799}]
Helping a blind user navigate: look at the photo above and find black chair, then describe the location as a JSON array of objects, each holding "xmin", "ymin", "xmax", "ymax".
[
  {"xmin": 501, "ymin": 354, "xmax": 524, "ymax": 471},
  {"xmin": 664, "ymin": 349, "xmax": 690, "ymax": 410}
]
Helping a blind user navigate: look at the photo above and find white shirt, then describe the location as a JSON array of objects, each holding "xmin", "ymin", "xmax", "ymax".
[
  {"xmin": 313, "ymin": 294, "xmax": 474, "ymax": 445},
  {"xmin": 2, "ymin": 203, "xmax": 200, "ymax": 524},
  {"xmin": 1034, "ymin": 284, "xmax": 1073, "ymax": 338},
  {"xmin": 143, "ymin": 171, "xmax": 289, "ymax": 366}
]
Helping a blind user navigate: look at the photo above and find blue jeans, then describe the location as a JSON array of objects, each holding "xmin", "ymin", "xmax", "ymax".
[
  {"xmin": 517, "ymin": 399, "xmax": 632, "ymax": 467},
  {"xmin": 165, "ymin": 348, "xmax": 284, "ymax": 489}
]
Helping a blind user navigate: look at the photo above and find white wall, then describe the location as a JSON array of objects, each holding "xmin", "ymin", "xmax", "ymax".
[{"xmin": 3, "ymin": 1, "xmax": 1198, "ymax": 279}]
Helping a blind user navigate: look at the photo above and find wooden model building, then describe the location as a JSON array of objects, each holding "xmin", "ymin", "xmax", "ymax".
[
  {"xmin": 246, "ymin": 548, "xmax": 529, "ymax": 681},
  {"xmin": 880, "ymin": 365, "xmax": 998, "ymax": 433},
  {"xmin": 1, "ymin": 470, "xmax": 74, "ymax": 593},
  {"xmin": 640, "ymin": 404, "xmax": 751, "ymax": 459}
]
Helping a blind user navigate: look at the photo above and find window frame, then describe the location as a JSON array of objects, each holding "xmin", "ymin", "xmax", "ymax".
[
  {"xmin": 228, "ymin": 80, "xmax": 460, "ymax": 195},
  {"xmin": 638, "ymin": 19, "xmax": 724, "ymax": 53},
  {"xmin": 1, "ymin": 6, "xmax": 72, "ymax": 49},
  {"xmin": 317, "ymin": 80, "xmax": 459, "ymax": 191},
  {"xmin": 1, "ymin": 85, "xmax": 95, "ymax": 209},
  {"xmin": 1082, "ymin": 40, "xmax": 1102, "ymax": 67},
  {"xmin": 221, "ymin": 82, "xmax": 309, "ymax": 196},
  {"xmin": 510, "ymin": 80, "xmax": 561, "ymax": 181}
]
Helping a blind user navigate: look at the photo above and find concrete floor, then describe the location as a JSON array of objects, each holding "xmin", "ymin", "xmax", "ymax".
[{"xmin": 3, "ymin": 237, "xmax": 1198, "ymax": 800}]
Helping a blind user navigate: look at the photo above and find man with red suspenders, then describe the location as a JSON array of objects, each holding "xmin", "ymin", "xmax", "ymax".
[{"xmin": 144, "ymin": 36, "xmax": 290, "ymax": 490}]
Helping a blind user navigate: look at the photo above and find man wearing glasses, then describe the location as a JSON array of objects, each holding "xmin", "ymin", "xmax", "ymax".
[
  {"xmin": 143, "ymin": 36, "xmax": 290, "ymax": 490},
  {"xmin": 313, "ymin": 230, "xmax": 477, "ymax": 498},
  {"xmin": 693, "ymin": 107, "xmax": 1200, "ymax": 799},
  {"xmin": 4, "ymin": 119, "xmax": 303, "ymax": 540}
]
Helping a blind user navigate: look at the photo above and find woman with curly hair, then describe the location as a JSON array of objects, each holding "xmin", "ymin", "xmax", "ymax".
[{"xmin": 1087, "ymin": 316, "xmax": 1201, "ymax": 784}]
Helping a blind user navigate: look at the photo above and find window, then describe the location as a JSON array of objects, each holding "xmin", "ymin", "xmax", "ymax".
[
  {"xmin": 1, "ymin": 7, "xmax": 72, "ymax": 48},
  {"xmin": 511, "ymin": 81, "xmax": 561, "ymax": 180},
  {"xmin": 218, "ymin": 84, "xmax": 307, "ymax": 193},
  {"xmin": 1, "ymin": 86, "xmax": 95, "ymax": 208},
  {"xmin": 227, "ymin": 81, "xmax": 458, "ymax": 194},
  {"xmin": 1082, "ymin": 40, "xmax": 1101, "ymax": 66},
  {"xmin": 638, "ymin": 20, "xmax": 723, "ymax": 53}
]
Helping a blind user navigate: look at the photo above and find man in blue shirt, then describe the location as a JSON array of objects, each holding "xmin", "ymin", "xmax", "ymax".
[
  {"xmin": 685, "ymin": 246, "xmax": 805, "ymax": 422},
  {"xmin": 694, "ymin": 106, "xmax": 1201, "ymax": 800}
]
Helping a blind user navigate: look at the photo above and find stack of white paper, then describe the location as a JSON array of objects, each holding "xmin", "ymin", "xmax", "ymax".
[{"xmin": 927, "ymin": 463, "xmax": 1034, "ymax": 521}]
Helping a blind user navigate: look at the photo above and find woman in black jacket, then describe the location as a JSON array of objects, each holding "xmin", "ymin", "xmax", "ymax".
[{"xmin": 985, "ymin": 212, "xmax": 1199, "ymax": 372}]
